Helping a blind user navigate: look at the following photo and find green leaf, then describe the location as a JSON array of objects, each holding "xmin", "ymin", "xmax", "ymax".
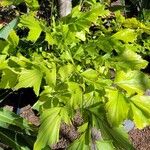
[
  {"xmin": 130, "ymin": 95, "xmax": 150, "ymax": 129},
  {"xmin": 115, "ymin": 70, "xmax": 150, "ymax": 95},
  {"xmin": 0, "ymin": 18, "xmax": 19, "ymax": 40},
  {"xmin": 105, "ymin": 89, "xmax": 129, "ymax": 126},
  {"xmin": 75, "ymin": 31, "xmax": 86, "ymax": 41},
  {"xmin": 69, "ymin": 4, "xmax": 109, "ymax": 32},
  {"xmin": 131, "ymin": 103, "xmax": 150, "ymax": 129},
  {"xmin": 8, "ymin": 30, "xmax": 19, "ymax": 48},
  {"xmin": 34, "ymin": 107, "xmax": 70, "ymax": 150},
  {"xmin": 0, "ymin": 30, "xmax": 19, "ymax": 54},
  {"xmin": 96, "ymin": 141, "xmax": 115, "ymax": 150},
  {"xmin": 112, "ymin": 29, "xmax": 138, "ymax": 43},
  {"xmin": 19, "ymin": 14, "xmax": 42, "ymax": 41},
  {"xmin": 25, "ymin": 0, "xmax": 39, "ymax": 10},
  {"xmin": 0, "ymin": 69, "xmax": 18, "ymax": 89},
  {"xmin": 116, "ymin": 50, "xmax": 148, "ymax": 70},
  {"xmin": 81, "ymin": 69, "xmax": 98, "ymax": 81},
  {"xmin": 34, "ymin": 108, "xmax": 61, "ymax": 150},
  {"xmin": 32, "ymin": 86, "xmax": 53, "ymax": 111},
  {"xmin": 15, "ymin": 68, "xmax": 43, "ymax": 96},
  {"xmin": 73, "ymin": 46, "xmax": 84, "ymax": 61},
  {"xmin": 123, "ymin": 18, "xmax": 150, "ymax": 33},
  {"xmin": 0, "ymin": 40, "xmax": 9, "ymax": 54},
  {"xmin": 59, "ymin": 63, "xmax": 75, "ymax": 81},
  {"xmin": 45, "ymin": 32, "xmax": 56, "ymax": 45},
  {"xmin": 68, "ymin": 82, "xmax": 83, "ymax": 108},
  {"xmin": 41, "ymin": 62, "xmax": 56, "ymax": 87},
  {"xmin": 96, "ymin": 36, "xmax": 113, "ymax": 53}
]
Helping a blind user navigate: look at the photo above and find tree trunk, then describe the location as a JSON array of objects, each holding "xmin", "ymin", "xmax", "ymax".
[{"xmin": 57, "ymin": 0, "xmax": 72, "ymax": 18}]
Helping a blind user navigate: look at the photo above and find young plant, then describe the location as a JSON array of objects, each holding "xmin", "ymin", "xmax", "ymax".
[{"xmin": 0, "ymin": 0, "xmax": 150, "ymax": 149}]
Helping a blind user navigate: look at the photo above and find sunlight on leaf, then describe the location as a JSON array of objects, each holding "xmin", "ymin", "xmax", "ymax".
[
  {"xmin": 15, "ymin": 68, "xmax": 43, "ymax": 96},
  {"xmin": 115, "ymin": 71, "xmax": 150, "ymax": 95},
  {"xmin": 34, "ymin": 107, "xmax": 70, "ymax": 150},
  {"xmin": 130, "ymin": 95, "xmax": 150, "ymax": 129},
  {"xmin": 105, "ymin": 89, "xmax": 129, "ymax": 126},
  {"xmin": 20, "ymin": 14, "xmax": 42, "ymax": 41},
  {"xmin": 0, "ymin": 69, "xmax": 18, "ymax": 89},
  {"xmin": 112, "ymin": 29, "xmax": 137, "ymax": 43}
]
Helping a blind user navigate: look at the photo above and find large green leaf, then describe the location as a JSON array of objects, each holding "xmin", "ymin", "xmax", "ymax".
[
  {"xmin": 19, "ymin": 14, "xmax": 42, "ymax": 41},
  {"xmin": 58, "ymin": 63, "xmax": 75, "ymax": 81},
  {"xmin": 130, "ymin": 95, "xmax": 150, "ymax": 129},
  {"xmin": 0, "ymin": 40, "xmax": 9, "ymax": 54},
  {"xmin": 115, "ymin": 70, "xmax": 150, "ymax": 95},
  {"xmin": 0, "ymin": 18, "xmax": 19, "ymax": 40},
  {"xmin": 123, "ymin": 18, "xmax": 150, "ymax": 34},
  {"xmin": 7, "ymin": 30, "xmax": 19, "ymax": 48},
  {"xmin": 115, "ymin": 49, "xmax": 148, "ymax": 70},
  {"xmin": 0, "ymin": 55, "xmax": 7, "ymax": 69},
  {"xmin": 32, "ymin": 86, "xmax": 53, "ymax": 111},
  {"xmin": 69, "ymin": 4, "xmax": 109, "ymax": 32},
  {"xmin": 15, "ymin": 68, "xmax": 43, "ymax": 96},
  {"xmin": 0, "ymin": 30, "xmax": 19, "ymax": 54},
  {"xmin": 34, "ymin": 107, "xmax": 70, "ymax": 150},
  {"xmin": 40, "ymin": 62, "xmax": 56, "ymax": 87},
  {"xmin": 68, "ymin": 82, "xmax": 83, "ymax": 108},
  {"xmin": 0, "ymin": 68, "xmax": 18, "ymax": 89},
  {"xmin": 81, "ymin": 69, "xmax": 98, "ymax": 81},
  {"xmin": 105, "ymin": 89, "xmax": 129, "ymax": 126},
  {"xmin": 112, "ymin": 29, "xmax": 138, "ymax": 43}
]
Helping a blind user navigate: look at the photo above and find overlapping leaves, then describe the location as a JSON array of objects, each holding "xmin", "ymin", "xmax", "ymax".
[
  {"xmin": 34, "ymin": 107, "xmax": 71, "ymax": 150},
  {"xmin": 0, "ymin": 1, "xmax": 150, "ymax": 150}
]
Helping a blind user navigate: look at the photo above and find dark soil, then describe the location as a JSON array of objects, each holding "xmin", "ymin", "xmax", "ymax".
[{"xmin": 129, "ymin": 126, "xmax": 150, "ymax": 150}]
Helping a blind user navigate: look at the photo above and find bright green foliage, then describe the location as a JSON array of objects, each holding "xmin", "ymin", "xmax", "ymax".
[
  {"xmin": 34, "ymin": 107, "xmax": 71, "ymax": 150},
  {"xmin": 112, "ymin": 29, "xmax": 138, "ymax": 43},
  {"xmin": 106, "ymin": 89, "xmax": 129, "ymax": 126},
  {"xmin": 130, "ymin": 95, "xmax": 150, "ymax": 129},
  {"xmin": 115, "ymin": 70, "xmax": 150, "ymax": 95},
  {"xmin": 58, "ymin": 63, "xmax": 75, "ymax": 81},
  {"xmin": 0, "ymin": 68, "xmax": 18, "ymax": 88},
  {"xmin": 19, "ymin": 15, "xmax": 43, "ymax": 41},
  {"xmin": 15, "ymin": 68, "xmax": 43, "ymax": 96},
  {"xmin": 0, "ymin": 1, "xmax": 150, "ymax": 150}
]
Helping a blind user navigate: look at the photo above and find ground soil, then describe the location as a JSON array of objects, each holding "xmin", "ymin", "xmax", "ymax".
[
  {"xmin": 1, "ymin": 93, "xmax": 150, "ymax": 150},
  {"xmin": 129, "ymin": 127, "xmax": 150, "ymax": 150}
]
